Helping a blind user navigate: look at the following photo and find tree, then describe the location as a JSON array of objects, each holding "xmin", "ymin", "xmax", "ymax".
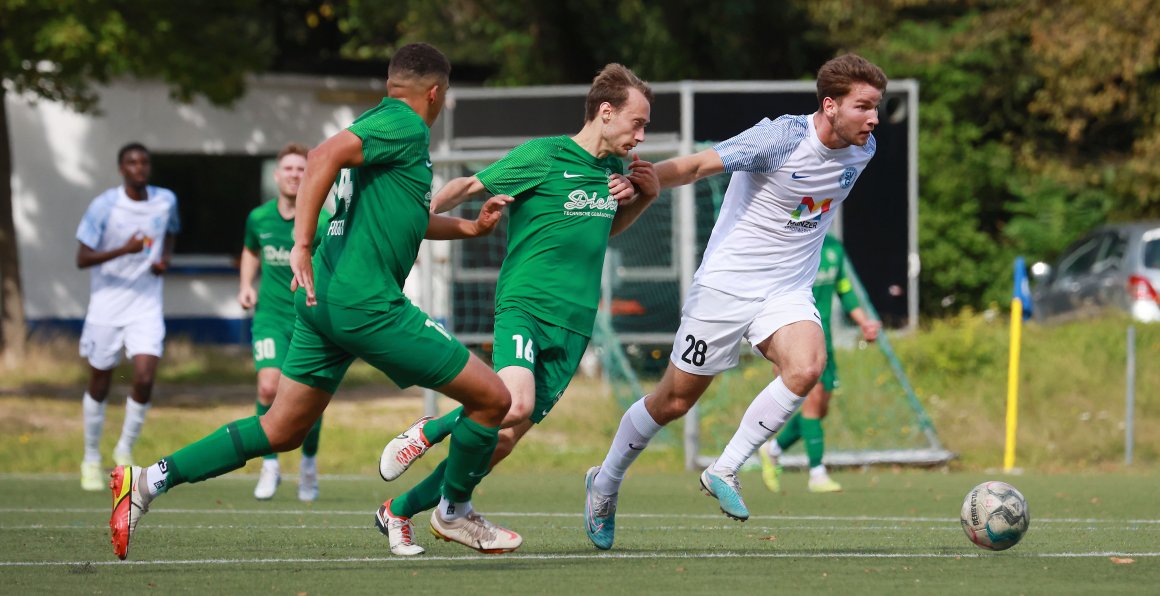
[{"xmin": 0, "ymin": 1, "xmax": 275, "ymax": 362}]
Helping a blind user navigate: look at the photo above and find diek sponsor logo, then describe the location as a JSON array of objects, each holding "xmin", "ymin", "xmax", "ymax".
[
  {"xmin": 563, "ymin": 189, "xmax": 618, "ymax": 218},
  {"xmin": 262, "ymin": 245, "xmax": 292, "ymax": 266}
]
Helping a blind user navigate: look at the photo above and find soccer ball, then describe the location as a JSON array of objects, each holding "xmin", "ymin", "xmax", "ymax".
[{"xmin": 960, "ymin": 481, "xmax": 1030, "ymax": 551}]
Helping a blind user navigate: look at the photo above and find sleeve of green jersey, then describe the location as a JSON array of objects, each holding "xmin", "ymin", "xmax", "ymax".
[
  {"xmin": 476, "ymin": 138, "xmax": 555, "ymax": 197},
  {"xmin": 348, "ymin": 107, "xmax": 428, "ymax": 167},
  {"xmin": 834, "ymin": 245, "xmax": 862, "ymax": 314},
  {"xmin": 243, "ymin": 210, "xmax": 260, "ymax": 252}
]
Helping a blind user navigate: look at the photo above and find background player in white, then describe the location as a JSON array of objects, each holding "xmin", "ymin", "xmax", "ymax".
[
  {"xmin": 584, "ymin": 54, "xmax": 887, "ymax": 549},
  {"xmin": 75, "ymin": 142, "xmax": 180, "ymax": 491}
]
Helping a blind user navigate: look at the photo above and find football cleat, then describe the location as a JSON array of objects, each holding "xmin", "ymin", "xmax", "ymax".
[
  {"xmin": 700, "ymin": 464, "xmax": 750, "ymax": 521},
  {"xmin": 81, "ymin": 461, "xmax": 105, "ymax": 492},
  {"xmin": 429, "ymin": 509, "xmax": 522, "ymax": 554},
  {"xmin": 254, "ymin": 461, "xmax": 281, "ymax": 501},
  {"xmin": 374, "ymin": 499, "xmax": 425, "ymax": 556},
  {"xmin": 808, "ymin": 473, "xmax": 843, "ymax": 493},
  {"xmin": 298, "ymin": 459, "xmax": 319, "ymax": 503},
  {"xmin": 108, "ymin": 465, "xmax": 149, "ymax": 560},
  {"xmin": 379, "ymin": 416, "xmax": 433, "ymax": 482},
  {"xmin": 759, "ymin": 445, "xmax": 782, "ymax": 494},
  {"xmin": 584, "ymin": 466, "xmax": 618, "ymax": 550}
]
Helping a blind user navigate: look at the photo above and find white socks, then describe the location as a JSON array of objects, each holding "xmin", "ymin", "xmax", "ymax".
[
  {"xmin": 114, "ymin": 397, "xmax": 151, "ymax": 456},
  {"xmin": 82, "ymin": 393, "xmax": 106, "ymax": 463},
  {"xmin": 593, "ymin": 397, "xmax": 663, "ymax": 495},
  {"xmin": 437, "ymin": 497, "xmax": 473, "ymax": 521},
  {"xmin": 300, "ymin": 455, "xmax": 317, "ymax": 473},
  {"xmin": 767, "ymin": 440, "xmax": 783, "ymax": 457},
  {"xmin": 810, "ymin": 465, "xmax": 828, "ymax": 479},
  {"xmin": 143, "ymin": 460, "xmax": 167, "ymax": 500},
  {"xmin": 715, "ymin": 377, "xmax": 803, "ymax": 474}
]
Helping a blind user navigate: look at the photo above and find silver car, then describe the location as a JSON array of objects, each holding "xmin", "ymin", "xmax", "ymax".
[{"xmin": 1031, "ymin": 221, "xmax": 1160, "ymax": 323}]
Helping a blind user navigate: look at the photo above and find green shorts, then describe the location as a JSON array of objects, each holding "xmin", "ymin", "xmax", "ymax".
[
  {"xmin": 492, "ymin": 308, "xmax": 590, "ymax": 424},
  {"xmin": 281, "ymin": 292, "xmax": 470, "ymax": 395},
  {"xmin": 251, "ymin": 320, "xmax": 292, "ymax": 371},
  {"xmin": 820, "ymin": 346, "xmax": 840, "ymax": 392}
]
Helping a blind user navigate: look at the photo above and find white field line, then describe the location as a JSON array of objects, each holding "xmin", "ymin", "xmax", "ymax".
[
  {"xmin": 2, "ymin": 551, "xmax": 1160, "ymax": 567},
  {"xmin": 1, "ymin": 508, "xmax": 1158, "ymax": 525},
  {"xmin": 3, "ymin": 523, "xmax": 1156, "ymax": 532}
]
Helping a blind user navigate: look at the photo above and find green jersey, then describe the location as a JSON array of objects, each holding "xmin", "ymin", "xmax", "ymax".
[
  {"xmin": 813, "ymin": 234, "xmax": 861, "ymax": 337},
  {"xmin": 243, "ymin": 200, "xmax": 329, "ymax": 327},
  {"xmin": 314, "ymin": 98, "xmax": 434, "ymax": 310},
  {"xmin": 477, "ymin": 136, "xmax": 624, "ymax": 336}
]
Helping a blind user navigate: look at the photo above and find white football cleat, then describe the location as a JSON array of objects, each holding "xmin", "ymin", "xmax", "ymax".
[
  {"xmin": 429, "ymin": 509, "xmax": 522, "ymax": 554},
  {"xmin": 254, "ymin": 460, "xmax": 280, "ymax": 501},
  {"xmin": 379, "ymin": 416, "xmax": 433, "ymax": 482},
  {"xmin": 374, "ymin": 499, "xmax": 425, "ymax": 556}
]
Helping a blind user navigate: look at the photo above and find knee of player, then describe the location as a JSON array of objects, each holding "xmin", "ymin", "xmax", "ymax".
[
  {"xmin": 257, "ymin": 382, "xmax": 278, "ymax": 403},
  {"xmin": 786, "ymin": 361, "xmax": 825, "ymax": 389},
  {"xmin": 505, "ymin": 398, "xmax": 534, "ymax": 425}
]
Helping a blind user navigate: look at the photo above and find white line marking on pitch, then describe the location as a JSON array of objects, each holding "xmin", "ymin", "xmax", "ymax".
[
  {"xmin": 2, "ymin": 551, "xmax": 1159, "ymax": 567},
  {"xmin": 1, "ymin": 508, "xmax": 1157, "ymax": 525}
]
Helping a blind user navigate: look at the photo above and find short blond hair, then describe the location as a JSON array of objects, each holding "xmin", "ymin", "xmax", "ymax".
[{"xmin": 276, "ymin": 142, "xmax": 309, "ymax": 163}]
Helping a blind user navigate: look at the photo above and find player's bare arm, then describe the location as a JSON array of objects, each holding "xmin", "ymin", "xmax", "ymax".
[
  {"xmin": 655, "ymin": 148, "xmax": 726, "ymax": 189},
  {"xmin": 425, "ymin": 194, "xmax": 514, "ymax": 240},
  {"xmin": 75, "ymin": 235, "xmax": 146, "ymax": 269},
  {"xmin": 430, "ymin": 175, "xmax": 486, "ymax": 214},
  {"xmin": 610, "ymin": 154, "xmax": 660, "ymax": 237},
  {"xmin": 291, "ymin": 130, "xmax": 364, "ymax": 305},
  {"xmin": 849, "ymin": 307, "xmax": 881, "ymax": 342},
  {"xmin": 237, "ymin": 248, "xmax": 260, "ymax": 309}
]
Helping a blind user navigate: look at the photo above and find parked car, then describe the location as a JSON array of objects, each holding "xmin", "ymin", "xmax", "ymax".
[{"xmin": 1031, "ymin": 221, "xmax": 1160, "ymax": 323}]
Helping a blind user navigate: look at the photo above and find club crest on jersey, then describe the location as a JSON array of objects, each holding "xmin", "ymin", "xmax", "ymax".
[
  {"xmin": 839, "ymin": 167, "xmax": 857, "ymax": 189},
  {"xmin": 563, "ymin": 189, "xmax": 617, "ymax": 219}
]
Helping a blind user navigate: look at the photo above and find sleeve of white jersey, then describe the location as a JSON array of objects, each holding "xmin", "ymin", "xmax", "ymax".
[
  {"xmin": 75, "ymin": 193, "xmax": 113, "ymax": 249},
  {"xmin": 163, "ymin": 189, "xmax": 181, "ymax": 235},
  {"xmin": 712, "ymin": 115, "xmax": 808, "ymax": 174}
]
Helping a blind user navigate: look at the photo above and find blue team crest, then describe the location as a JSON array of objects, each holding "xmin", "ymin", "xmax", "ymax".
[{"xmin": 839, "ymin": 167, "xmax": 857, "ymax": 189}]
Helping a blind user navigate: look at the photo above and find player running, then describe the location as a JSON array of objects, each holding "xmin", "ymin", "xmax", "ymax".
[
  {"xmin": 107, "ymin": 43, "xmax": 518, "ymax": 560},
  {"xmin": 759, "ymin": 234, "xmax": 880, "ymax": 494},
  {"xmin": 237, "ymin": 142, "xmax": 330, "ymax": 502},
  {"xmin": 374, "ymin": 63, "xmax": 658, "ymax": 555},
  {"xmin": 76, "ymin": 143, "xmax": 179, "ymax": 491},
  {"xmin": 583, "ymin": 54, "xmax": 887, "ymax": 549}
]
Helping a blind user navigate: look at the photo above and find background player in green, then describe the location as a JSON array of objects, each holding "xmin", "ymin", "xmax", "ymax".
[
  {"xmin": 107, "ymin": 43, "xmax": 520, "ymax": 560},
  {"xmin": 374, "ymin": 63, "xmax": 659, "ymax": 556},
  {"xmin": 759, "ymin": 234, "xmax": 880, "ymax": 493},
  {"xmin": 238, "ymin": 141, "xmax": 329, "ymax": 502}
]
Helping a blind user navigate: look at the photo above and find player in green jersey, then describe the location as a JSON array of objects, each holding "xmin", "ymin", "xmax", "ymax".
[
  {"xmin": 107, "ymin": 43, "xmax": 520, "ymax": 560},
  {"xmin": 374, "ymin": 64, "xmax": 659, "ymax": 555},
  {"xmin": 759, "ymin": 234, "xmax": 880, "ymax": 493},
  {"xmin": 238, "ymin": 142, "xmax": 330, "ymax": 502}
]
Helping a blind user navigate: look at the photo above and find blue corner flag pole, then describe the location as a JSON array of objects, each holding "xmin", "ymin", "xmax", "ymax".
[{"xmin": 1013, "ymin": 256, "xmax": 1033, "ymax": 320}]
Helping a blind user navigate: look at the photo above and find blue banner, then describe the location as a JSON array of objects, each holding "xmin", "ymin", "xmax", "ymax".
[{"xmin": 1013, "ymin": 256, "xmax": 1033, "ymax": 320}]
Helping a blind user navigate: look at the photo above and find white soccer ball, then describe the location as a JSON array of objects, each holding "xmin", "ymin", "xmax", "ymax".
[{"xmin": 960, "ymin": 481, "xmax": 1030, "ymax": 551}]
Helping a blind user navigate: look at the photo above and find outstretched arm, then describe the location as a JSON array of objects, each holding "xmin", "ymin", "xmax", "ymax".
[
  {"xmin": 431, "ymin": 176, "xmax": 487, "ymax": 214},
  {"xmin": 425, "ymin": 195, "xmax": 514, "ymax": 240},
  {"xmin": 655, "ymin": 148, "xmax": 725, "ymax": 189},
  {"xmin": 291, "ymin": 130, "xmax": 364, "ymax": 306}
]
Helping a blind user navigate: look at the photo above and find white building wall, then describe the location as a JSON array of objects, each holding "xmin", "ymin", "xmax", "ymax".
[{"xmin": 8, "ymin": 74, "xmax": 447, "ymax": 334}]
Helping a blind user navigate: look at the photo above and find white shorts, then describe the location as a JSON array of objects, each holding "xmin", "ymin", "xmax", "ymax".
[
  {"xmin": 670, "ymin": 284, "xmax": 819, "ymax": 376},
  {"xmin": 79, "ymin": 317, "xmax": 166, "ymax": 370}
]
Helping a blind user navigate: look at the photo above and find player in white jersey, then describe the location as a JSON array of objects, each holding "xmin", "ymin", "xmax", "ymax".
[
  {"xmin": 584, "ymin": 54, "xmax": 887, "ymax": 549},
  {"xmin": 75, "ymin": 143, "xmax": 180, "ymax": 491}
]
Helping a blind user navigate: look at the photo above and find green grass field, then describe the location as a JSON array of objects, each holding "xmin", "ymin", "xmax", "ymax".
[{"xmin": 2, "ymin": 470, "xmax": 1156, "ymax": 594}]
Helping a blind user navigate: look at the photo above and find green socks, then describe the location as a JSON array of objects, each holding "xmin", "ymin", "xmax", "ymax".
[
  {"xmin": 773, "ymin": 413, "xmax": 825, "ymax": 467},
  {"xmin": 422, "ymin": 407, "xmax": 463, "ymax": 445},
  {"xmin": 256, "ymin": 401, "xmax": 277, "ymax": 461},
  {"xmin": 776, "ymin": 411, "xmax": 803, "ymax": 450},
  {"xmin": 161, "ymin": 415, "xmax": 273, "ymax": 490},
  {"xmin": 391, "ymin": 460, "xmax": 446, "ymax": 518},
  {"xmin": 800, "ymin": 416, "xmax": 825, "ymax": 468},
  {"xmin": 440, "ymin": 416, "xmax": 498, "ymax": 503}
]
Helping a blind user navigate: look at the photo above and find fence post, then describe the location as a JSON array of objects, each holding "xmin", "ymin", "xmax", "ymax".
[{"xmin": 1125, "ymin": 325, "xmax": 1136, "ymax": 466}]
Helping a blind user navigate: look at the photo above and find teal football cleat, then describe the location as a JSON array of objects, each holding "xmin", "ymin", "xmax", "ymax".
[
  {"xmin": 700, "ymin": 464, "xmax": 750, "ymax": 521},
  {"xmin": 584, "ymin": 466, "xmax": 618, "ymax": 550}
]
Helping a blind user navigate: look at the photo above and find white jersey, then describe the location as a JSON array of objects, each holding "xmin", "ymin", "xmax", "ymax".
[
  {"xmin": 694, "ymin": 113, "xmax": 876, "ymax": 299},
  {"xmin": 76, "ymin": 185, "xmax": 181, "ymax": 327}
]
